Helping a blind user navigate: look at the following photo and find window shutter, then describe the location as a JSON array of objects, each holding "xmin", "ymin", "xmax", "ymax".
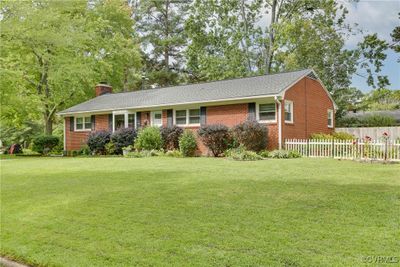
[
  {"xmin": 248, "ymin": 103, "xmax": 256, "ymax": 120},
  {"xmin": 69, "ymin": 117, "xmax": 74, "ymax": 131},
  {"xmin": 200, "ymin": 107, "xmax": 207, "ymax": 126},
  {"xmin": 108, "ymin": 114, "xmax": 113, "ymax": 131},
  {"xmin": 136, "ymin": 112, "xmax": 141, "ymax": 129},
  {"xmin": 91, "ymin": 115, "xmax": 95, "ymax": 131},
  {"xmin": 167, "ymin": 109, "xmax": 173, "ymax": 127}
]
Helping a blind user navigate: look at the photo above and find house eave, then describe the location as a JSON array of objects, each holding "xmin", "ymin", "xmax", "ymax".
[{"xmin": 57, "ymin": 93, "xmax": 279, "ymax": 116}]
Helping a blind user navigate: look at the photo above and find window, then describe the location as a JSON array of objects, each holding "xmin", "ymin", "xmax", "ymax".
[
  {"xmin": 189, "ymin": 109, "xmax": 200, "ymax": 124},
  {"xmin": 128, "ymin": 114, "xmax": 135, "ymax": 128},
  {"xmin": 175, "ymin": 110, "xmax": 187, "ymax": 125},
  {"xmin": 113, "ymin": 111, "xmax": 135, "ymax": 131},
  {"xmin": 258, "ymin": 103, "xmax": 276, "ymax": 122},
  {"xmin": 284, "ymin": 100, "xmax": 293, "ymax": 123},
  {"xmin": 328, "ymin": 109, "xmax": 334, "ymax": 128},
  {"xmin": 175, "ymin": 108, "xmax": 200, "ymax": 126},
  {"xmin": 75, "ymin": 116, "xmax": 91, "ymax": 131},
  {"xmin": 151, "ymin": 111, "xmax": 162, "ymax": 126},
  {"xmin": 114, "ymin": 114, "xmax": 125, "ymax": 131}
]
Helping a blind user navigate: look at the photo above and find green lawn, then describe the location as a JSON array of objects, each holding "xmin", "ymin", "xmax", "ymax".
[{"xmin": 1, "ymin": 157, "xmax": 399, "ymax": 266}]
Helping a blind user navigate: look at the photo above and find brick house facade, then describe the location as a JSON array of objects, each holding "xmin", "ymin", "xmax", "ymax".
[{"xmin": 60, "ymin": 69, "xmax": 336, "ymax": 154}]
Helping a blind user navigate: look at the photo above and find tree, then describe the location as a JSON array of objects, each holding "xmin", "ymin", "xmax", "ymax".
[
  {"xmin": 390, "ymin": 13, "xmax": 400, "ymax": 61},
  {"xmin": 0, "ymin": 0, "xmax": 141, "ymax": 135},
  {"xmin": 185, "ymin": 0, "xmax": 390, "ymax": 91},
  {"xmin": 185, "ymin": 0, "xmax": 263, "ymax": 81},
  {"xmin": 134, "ymin": 0, "xmax": 190, "ymax": 87},
  {"xmin": 361, "ymin": 89, "xmax": 400, "ymax": 111}
]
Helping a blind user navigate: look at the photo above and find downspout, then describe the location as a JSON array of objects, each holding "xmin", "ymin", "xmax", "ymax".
[
  {"xmin": 63, "ymin": 116, "xmax": 66, "ymax": 153},
  {"xmin": 275, "ymin": 96, "xmax": 282, "ymax": 149}
]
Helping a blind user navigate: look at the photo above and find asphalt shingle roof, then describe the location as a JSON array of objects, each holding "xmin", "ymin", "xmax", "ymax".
[{"xmin": 59, "ymin": 69, "xmax": 314, "ymax": 115}]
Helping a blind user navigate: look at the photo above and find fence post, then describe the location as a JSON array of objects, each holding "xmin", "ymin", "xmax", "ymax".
[
  {"xmin": 384, "ymin": 138, "xmax": 388, "ymax": 161},
  {"xmin": 332, "ymin": 139, "xmax": 334, "ymax": 158}
]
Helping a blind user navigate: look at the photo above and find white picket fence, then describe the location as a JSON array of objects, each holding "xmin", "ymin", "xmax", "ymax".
[{"xmin": 285, "ymin": 139, "xmax": 400, "ymax": 161}]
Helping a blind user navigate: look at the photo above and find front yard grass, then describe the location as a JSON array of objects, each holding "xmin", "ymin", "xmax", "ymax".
[{"xmin": 1, "ymin": 157, "xmax": 399, "ymax": 266}]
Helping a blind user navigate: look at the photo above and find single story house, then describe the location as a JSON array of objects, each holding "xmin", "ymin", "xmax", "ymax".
[{"xmin": 58, "ymin": 69, "xmax": 336, "ymax": 154}]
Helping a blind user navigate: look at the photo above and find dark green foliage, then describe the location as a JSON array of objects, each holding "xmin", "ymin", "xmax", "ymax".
[
  {"xmin": 87, "ymin": 130, "xmax": 111, "ymax": 155},
  {"xmin": 269, "ymin": 150, "xmax": 302, "ymax": 159},
  {"xmin": 160, "ymin": 126, "xmax": 183, "ymax": 150},
  {"xmin": 310, "ymin": 132, "xmax": 355, "ymax": 140},
  {"xmin": 231, "ymin": 120, "xmax": 268, "ymax": 152},
  {"xmin": 179, "ymin": 130, "xmax": 197, "ymax": 157},
  {"xmin": 337, "ymin": 114, "xmax": 396, "ymax": 127},
  {"xmin": 134, "ymin": 127, "xmax": 163, "ymax": 151},
  {"xmin": 111, "ymin": 128, "xmax": 137, "ymax": 154},
  {"xmin": 198, "ymin": 124, "xmax": 232, "ymax": 157},
  {"xmin": 32, "ymin": 135, "xmax": 60, "ymax": 155}
]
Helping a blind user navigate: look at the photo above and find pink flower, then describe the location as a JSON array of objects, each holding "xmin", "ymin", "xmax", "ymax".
[
  {"xmin": 383, "ymin": 132, "xmax": 388, "ymax": 137},
  {"xmin": 365, "ymin": 136, "xmax": 371, "ymax": 141}
]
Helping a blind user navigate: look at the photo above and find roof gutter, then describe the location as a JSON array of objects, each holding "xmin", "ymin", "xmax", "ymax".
[{"xmin": 57, "ymin": 93, "xmax": 279, "ymax": 116}]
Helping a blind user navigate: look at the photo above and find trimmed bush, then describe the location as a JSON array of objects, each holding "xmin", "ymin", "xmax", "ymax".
[
  {"xmin": 134, "ymin": 126, "xmax": 163, "ymax": 151},
  {"xmin": 179, "ymin": 130, "xmax": 197, "ymax": 157},
  {"xmin": 111, "ymin": 128, "xmax": 137, "ymax": 154},
  {"xmin": 165, "ymin": 150, "xmax": 183, "ymax": 157},
  {"xmin": 310, "ymin": 132, "xmax": 355, "ymax": 140},
  {"xmin": 105, "ymin": 141, "xmax": 116, "ymax": 155},
  {"xmin": 87, "ymin": 130, "xmax": 111, "ymax": 155},
  {"xmin": 231, "ymin": 120, "xmax": 268, "ymax": 152},
  {"xmin": 32, "ymin": 135, "xmax": 59, "ymax": 155},
  {"xmin": 198, "ymin": 124, "xmax": 232, "ymax": 157},
  {"xmin": 160, "ymin": 125, "xmax": 183, "ymax": 150},
  {"xmin": 269, "ymin": 149, "xmax": 302, "ymax": 159},
  {"xmin": 225, "ymin": 145, "xmax": 263, "ymax": 161}
]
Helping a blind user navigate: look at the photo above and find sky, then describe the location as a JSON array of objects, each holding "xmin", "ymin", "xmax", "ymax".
[{"xmin": 343, "ymin": 0, "xmax": 399, "ymax": 91}]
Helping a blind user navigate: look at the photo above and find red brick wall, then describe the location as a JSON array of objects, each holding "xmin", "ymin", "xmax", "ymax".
[
  {"xmin": 283, "ymin": 77, "xmax": 334, "ymax": 140},
  {"xmin": 206, "ymin": 103, "xmax": 248, "ymax": 127},
  {"xmin": 65, "ymin": 114, "xmax": 110, "ymax": 151}
]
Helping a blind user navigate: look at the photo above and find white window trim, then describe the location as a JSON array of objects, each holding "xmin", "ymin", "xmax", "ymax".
[
  {"xmin": 328, "ymin": 109, "xmax": 334, "ymax": 128},
  {"xmin": 74, "ymin": 115, "xmax": 92, "ymax": 131},
  {"xmin": 173, "ymin": 108, "xmax": 201, "ymax": 127},
  {"xmin": 256, "ymin": 102, "xmax": 277, "ymax": 123},
  {"xmin": 284, "ymin": 100, "xmax": 294, "ymax": 124},
  {"xmin": 151, "ymin": 110, "xmax": 163, "ymax": 127},
  {"xmin": 112, "ymin": 110, "xmax": 136, "ymax": 132}
]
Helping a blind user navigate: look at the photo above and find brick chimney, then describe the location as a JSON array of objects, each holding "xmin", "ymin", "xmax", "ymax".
[{"xmin": 95, "ymin": 82, "xmax": 112, "ymax": 96}]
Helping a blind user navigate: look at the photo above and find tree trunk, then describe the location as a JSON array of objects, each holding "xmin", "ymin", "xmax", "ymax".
[
  {"xmin": 44, "ymin": 115, "xmax": 53, "ymax": 135},
  {"xmin": 164, "ymin": 0, "xmax": 170, "ymax": 70},
  {"xmin": 265, "ymin": 0, "xmax": 277, "ymax": 74}
]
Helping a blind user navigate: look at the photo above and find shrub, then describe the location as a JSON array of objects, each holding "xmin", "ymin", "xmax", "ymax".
[
  {"xmin": 310, "ymin": 132, "xmax": 355, "ymax": 140},
  {"xmin": 258, "ymin": 150, "xmax": 270, "ymax": 158},
  {"xmin": 78, "ymin": 145, "xmax": 91, "ymax": 156},
  {"xmin": 231, "ymin": 120, "xmax": 268, "ymax": 152},
  {"xmin": 87, "ymin": 130, "xmax": 111, "ymax": 155},
  {"xmin": 123, "ymin": 149, "xmax": 163, "ymax": 158},
  {"xmin": 179, "ymin": 130, "xmax": 197, "ymax": 157},
  {"xmin": 160, "ymin": 126, "xmax": 183, "ymax": 150},
  {"xmin": 269, "ymin": 149, "xmax": 302, "ymax": 159},
  {"xmin": 198, "ymin": 124, "xmax": 232, "ymax": 157},
  {"xmin": 225, "ymin": 145, "xmax": 263, "ymax": 161},
  {"xmin": 363, "ymin": 114, "xmax": 396, "ymax": 127},
  {"xmin": 32, "ymin": 135, "xmax": 59, "ymax": 155},
  {"xmin": 105, "ymin": 141, "xmax": 116, "ymax": 155},
  {"xmin": 110, "ymin": 128, "xmax": 137, "ymax": 154},
  {"xmin": 165, "ymin": 150, "xmax": 183, "ymax": 157},
  {"xmin": 134, "ymin": 126, "xmax": 163, "ymax": 151}
]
